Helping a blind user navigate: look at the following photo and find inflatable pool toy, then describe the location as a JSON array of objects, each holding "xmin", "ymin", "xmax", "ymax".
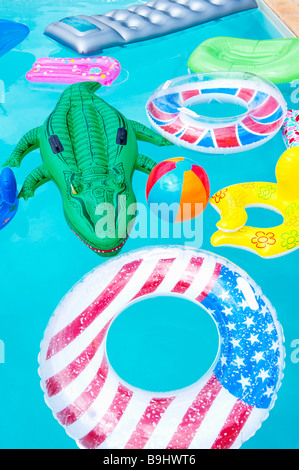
[
  {"xmin": 283, "ymin": 110, "xmax": 299, "ymax": 148},
  {"xmin": 0, "ymin": 19, "xmax": 29, "ymax": 57},
  {"xmin": 3, "ymin": 82, "xmax": 171, "ymax": 255},
  {"xmin": 210, "ymin": 147, "xmax": 299, "ymax": 258},
  {"xmin": 44, "ymin": 0, "xmax": 257, "ymax": 54},
  {"xmin": 0, "ymin": 168, "xmax": 18, "ymax": 229},
  {"xmin": 146, "ymin": 72, "xmax": 286, "ymax": 154},
  {"xmin": 146, "ymin": 157, "xmax": 209, "ymax": 222},
  {"xmin": 282, "ymin": 109, "xmax": 299, "ymax": 149},
  {"xmin": 2, "ymin": 81, "xmax": 171, "ymax": 256},
  {"xmin": 26, "ymin": 57, "xmax": 120, "ymax": 86},
  {"xmin": 26, "ymin": 56, "xmax": 121, "ymax": 86},
  {"xmin": 147, "ymin": 72, "xmax": 286, "ymax": 154},
  {"xmin": 187, "ymin": 37, "xmax": 299, "ymax": 84},
  {"xmin": 38, "ymin": 245, "xmax": 284, "ymax": 449}
]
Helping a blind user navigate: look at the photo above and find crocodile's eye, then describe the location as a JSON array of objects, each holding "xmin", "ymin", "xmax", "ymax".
[
  {"xmin": 71, "ymin": 184, "xmax": 77, "ymax": 195},
  {"xmin": 116, "ymin": 127, "xmax": 127, "ymax": 146},
  {"xmin": 71, "ymin": 177, "xmax": 83, "ymax": 195},
  {"xmin": 49, "ymin": 135, "xmax": 64, "ymax": 154}
]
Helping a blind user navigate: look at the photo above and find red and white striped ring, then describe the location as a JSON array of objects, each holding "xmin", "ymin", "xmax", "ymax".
[
  {"xmin": 38, "ymin": 246, "xmax": 284, "ymax": 449},
  {"xmin": 146, "ymin": 72, "xmax": 286, "ymax": 154}
]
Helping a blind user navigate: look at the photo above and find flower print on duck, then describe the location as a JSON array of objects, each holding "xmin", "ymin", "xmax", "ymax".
[
  {"xmin": 212, "ymin": 188, "xmax": 228, "ymax": 205},
  {"xmin": 281, "ymin": 230, "xmax": 299, "ymax": 251},
  {"xmin": 258, "ymin": 185, "xmax": 276, "ymax": 201},
  {"xmin": 251, "ymin": 231, "xmax": 276, "ymax": 250}
]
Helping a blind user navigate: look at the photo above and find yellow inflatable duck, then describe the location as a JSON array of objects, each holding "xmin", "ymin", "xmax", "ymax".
[{"xmin": 210, "ymin": 147, "xmax": 299, "ymax": 258}]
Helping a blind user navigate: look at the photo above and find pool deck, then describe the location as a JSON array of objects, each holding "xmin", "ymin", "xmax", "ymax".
[{"xmin": 262, "ymin": 0, "xmax": 299, "ymax": 36}]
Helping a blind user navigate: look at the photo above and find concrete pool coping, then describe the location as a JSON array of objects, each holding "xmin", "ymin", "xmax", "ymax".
[{"xmin": 257, "ymin": 0, "xmax": 299, "ymax": 37}]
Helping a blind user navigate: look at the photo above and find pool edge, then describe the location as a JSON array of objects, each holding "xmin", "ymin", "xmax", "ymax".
[{"xmin": 257, "ymin": 0, "xmax": 298, "ymax": 37}]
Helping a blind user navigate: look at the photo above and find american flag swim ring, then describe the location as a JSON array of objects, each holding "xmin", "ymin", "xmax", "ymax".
[
  {"xmin": 146, "ymin": 72, "xmax": 286, "ymax": 154},
  {"xmin": 38, "ymin": 246, "xmax": 284, "ymax": 449}
]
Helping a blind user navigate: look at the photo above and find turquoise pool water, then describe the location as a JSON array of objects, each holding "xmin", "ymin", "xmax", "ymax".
[{"xmin": 0, "ymin": 0, "xmax": 298, "ymax": 450}]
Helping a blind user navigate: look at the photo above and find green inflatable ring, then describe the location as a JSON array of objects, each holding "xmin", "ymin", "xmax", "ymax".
[{"xmin": 187, "ymin": 37, "xmax": 299, "ymax": 84}]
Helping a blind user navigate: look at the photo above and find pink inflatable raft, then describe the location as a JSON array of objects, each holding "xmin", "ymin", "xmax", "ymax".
[{"xmin": 26, "ymin": 56, "xmax": 121, "ymax": 86}]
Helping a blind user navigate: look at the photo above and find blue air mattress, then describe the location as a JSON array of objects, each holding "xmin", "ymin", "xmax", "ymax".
[{"xmin": 44, "ymin": 0, "xmax": 257, "ymax": 54}]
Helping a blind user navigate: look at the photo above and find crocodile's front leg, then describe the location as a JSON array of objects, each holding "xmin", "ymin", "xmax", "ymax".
[
  {"xmin": 130, "ymin": 120, "xmax": 172, "ymax": 147},
  {"xmin": 18, "ymin": 165, "xmax": 50, "ymax": 200},
  {"xmin": 3, "ymin": 127, "xmax": 41, "ymax": 168},
  {"xmin": 135, "ymin": 154, "xmax": 157, "ymax": 175}
]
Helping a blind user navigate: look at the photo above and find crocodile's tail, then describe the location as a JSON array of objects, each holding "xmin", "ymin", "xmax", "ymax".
[{"xmin": 57, "ymin": 81, "xmax": 102, "ymax": 107}]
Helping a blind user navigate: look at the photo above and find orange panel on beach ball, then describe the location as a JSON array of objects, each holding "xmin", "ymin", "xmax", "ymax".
[{"xmin": 146, "ymin": 157, "xmax": 210, "ymax": 223}]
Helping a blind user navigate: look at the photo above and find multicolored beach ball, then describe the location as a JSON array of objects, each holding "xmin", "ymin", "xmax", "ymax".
[{"xmin": 146, "ymin": 157, "xmax": 210, "ymax": 223}]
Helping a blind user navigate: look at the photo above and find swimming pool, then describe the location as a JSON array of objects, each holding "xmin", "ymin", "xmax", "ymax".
[{"xmin": 0, "ymin": 0, "xmax": 298, "ymax": 450}]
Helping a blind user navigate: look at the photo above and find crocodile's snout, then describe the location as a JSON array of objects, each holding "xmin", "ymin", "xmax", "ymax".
[{"xmin": 66, "ymin": 178, "xmax": 136, "ymax": 256}]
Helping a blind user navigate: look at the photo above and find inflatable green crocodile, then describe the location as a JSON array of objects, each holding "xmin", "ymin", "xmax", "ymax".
[{"xmin": 3, "ymin": 81, "xmax": 171, "ymax": 256}]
